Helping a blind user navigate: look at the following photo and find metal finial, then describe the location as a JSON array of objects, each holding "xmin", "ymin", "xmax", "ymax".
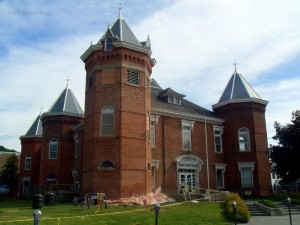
[
  {"xmin": 66, "ymin": 76, "xmax": 71, "ymax": 89},
  {"xmin": 233, "ymin": 61, "xmax": 239, "ymax": 73},
  {"xmin": 118, "ymin": 0, "xmax": 123, "ymax": 20}
]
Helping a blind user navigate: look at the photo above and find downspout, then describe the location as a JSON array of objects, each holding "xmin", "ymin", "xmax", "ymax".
[{"xmin": 205, "ymin": 119, "xmax": 210, "ymax": 196}]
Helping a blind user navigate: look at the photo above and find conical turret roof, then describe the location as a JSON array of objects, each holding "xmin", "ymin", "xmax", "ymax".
[
  {"xmin": 48, "ymin": 87, "xmax": 83, "ymax": 116},
  {"xmin": 24, "ymin": 114, "xmax": 43, "ymax": 137},
  {"xmin": 213, "ymin": 71, "xmax": 267, "ymax": 109}
]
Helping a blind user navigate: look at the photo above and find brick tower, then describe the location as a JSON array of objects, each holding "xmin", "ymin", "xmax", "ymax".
[
  {"xmin": 80, "ymin": 13, "xmax": 155, "ymax": 198},
  {"xmin": 213, "ymin": 69, "xmax": 272, "ymax": 196}
]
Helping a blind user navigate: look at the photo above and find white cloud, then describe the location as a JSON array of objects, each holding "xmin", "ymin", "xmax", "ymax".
[{"xmin": 1, "ymin": 0, "xmax": 300, "ymax": 150}]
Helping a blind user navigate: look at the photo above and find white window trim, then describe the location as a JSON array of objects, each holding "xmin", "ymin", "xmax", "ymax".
[
  {"xmin": 238, "ymin": 162, "xmax": 255, "ymax": 188},
  {"xmin": 24, "ymin": 156, "xmax": 32, "ymax": 171},
  {"xmin": 238, "ymin": 127, "xmax": 251, "ymax": 152},
  {"xmin": 215, "ymin": 163, "xmax": 226, "ymax": 189},
  {"xmin": 181, "ymin": 120, "xmax": 194, "ymax": 151},
  {"xmin": 49, "ymin": 139, "xmax": 58, "ymax": 160},
  {"xmin": 213, "ymin": 125, "xmax": 224, "ymax": 153}
]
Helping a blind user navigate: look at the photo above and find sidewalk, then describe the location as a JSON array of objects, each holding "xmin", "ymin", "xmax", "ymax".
[{"xmin": 239, "ymin": 215, "xmax": 300, "ymax": 225}]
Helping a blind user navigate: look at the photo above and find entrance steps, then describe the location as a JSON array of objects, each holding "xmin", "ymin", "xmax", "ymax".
[{"xmin": 246, "ymin": 201, "xmax": 268, "ymax": 216}]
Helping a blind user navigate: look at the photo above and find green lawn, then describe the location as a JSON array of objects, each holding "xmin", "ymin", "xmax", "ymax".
[{"xmin": 0, "ymin": 200, "xmax": 231, "ymax": 225}]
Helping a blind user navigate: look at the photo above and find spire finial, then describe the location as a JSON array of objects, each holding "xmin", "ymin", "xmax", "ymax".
[
  {"xmin": 66, "ymin": 76, "xmax": 71, "ymax": 89},
  {"xmin": 233, "ymin": 61, "xmax": 239, "ymax": 73},
  {"xmin": 118, "ymin": 0, "xmax": 123, "ymax": 20}
]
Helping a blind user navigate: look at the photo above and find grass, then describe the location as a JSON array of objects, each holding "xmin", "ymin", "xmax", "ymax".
[{"xmin": 0, "ymin": 200, "xmax": 231, "ymax": 225}]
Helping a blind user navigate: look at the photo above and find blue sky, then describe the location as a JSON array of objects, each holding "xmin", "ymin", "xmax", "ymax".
[{"xmin": 1, "ymin": 0, "xmax": 300, "ymax": 151}]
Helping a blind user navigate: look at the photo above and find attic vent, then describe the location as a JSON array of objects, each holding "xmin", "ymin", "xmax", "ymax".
[{"xmin": 127, "ymin": 70, "xmax": 140, "ymax": 85}]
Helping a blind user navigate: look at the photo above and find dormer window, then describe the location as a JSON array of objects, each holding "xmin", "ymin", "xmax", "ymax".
[
  {"xmin": 104, "ymin": 38, "xmax": 113, "ymax": 51},
  {"xmin": 168, "ymin": 95, "xmax": 182, "ymax": 105},
  {"xmin": 160, "ymin": 88, "xmax": 185, "ymax": 105},
  {"xmin": 168, "ymin": 96, "xmax": 174, "ymax": 104}
]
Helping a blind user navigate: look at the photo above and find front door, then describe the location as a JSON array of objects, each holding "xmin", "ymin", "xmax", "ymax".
[{"xmin": 178, "ymin": 169, "xmax": 196, "ymax": 193}]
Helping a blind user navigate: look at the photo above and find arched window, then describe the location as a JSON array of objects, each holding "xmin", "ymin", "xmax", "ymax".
[
  {"xmin": 101, "ymin": 160, "xmax": 114, "ymax": 168},
  {"xmin": 238, "ymin": 128, "xmax": 250, "ymax": 152},
  {"xmin": 49, "ymin": 139, "xmax": 58, "ymax": 159},
  {"xmin": 24, "ymin": 156, "xmax": 32, "ymax": 170},
  {"xmin": 100, "ymin": 105, "xmax": 115, "ymax": 136}
]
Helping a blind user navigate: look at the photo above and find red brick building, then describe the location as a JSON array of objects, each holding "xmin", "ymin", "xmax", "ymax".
[{"xmin": 19, "ymin": 14, "xmax": 272, "ymax": 198}]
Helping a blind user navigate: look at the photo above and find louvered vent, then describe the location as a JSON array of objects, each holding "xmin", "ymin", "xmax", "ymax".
[
  {"xmin": 102, "ymin": 113, "xmax": 114, "ymax": 136},
  {"xmin": 128, "ymin": 70, "xmax": 140, "ymax": 85},
  {"xmin": 101, "ymin": 105, "xmax": 115, "ymax": 136}
]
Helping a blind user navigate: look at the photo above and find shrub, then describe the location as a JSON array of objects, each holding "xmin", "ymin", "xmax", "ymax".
[
  {"xmin": 258, "ymin": 199, "xmax": 278, "ymax": 208},
  {"xmin": 223, "ymin": 193, "xmax": 250, "ymax": 223}
]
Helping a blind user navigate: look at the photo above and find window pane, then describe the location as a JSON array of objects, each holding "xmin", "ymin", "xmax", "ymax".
[
  {"xmin": 49, "ymin": 141, "xmax": 58, "ymax": 159},
  {"xmin": 241, "ymin": 167, "xmax": 253, "ymax": 187},
  {"xmin": 239, "ymin": 129, "xmax": 250, "ymax": 152},
  {"xmin": 25, "ymin": 157, "xmax": 31, "ymax": 170},
  {"xmin": 183, "ymin": 127, "xmax": 192, "ymax": 150},
  {"xmin": 151, "ymin": 123, "xmax": 155, "ymax": 147},
  {"xmin": 101, "ymin": 105, "xmax": 114, "ymax": 136}
]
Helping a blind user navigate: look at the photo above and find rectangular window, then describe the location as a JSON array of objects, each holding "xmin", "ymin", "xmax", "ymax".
[
  {"xmin": 214, "ymin": 127, "xmax": 223, "ymax": 153},
  {"xmin": 49, "ymin": 140, "xmax": 58, "ymax": 160},
  {"xmin": 239, "ymin": 128, "xmax": 250, "ymax": 152},
  {"xmin": 102, "ymin": 113, "xmax": 114, "ymax": 136},
  {"xmin": 241, "ymin": 167, "xmax": 253, "ymax": 188},
  {"xmin": 151, "ymin": 121, "xmax": 156, "ymax": 147},
  {"xmin": 216, "ymin": 168, "xmax": 224, "ymax": 188},
  {"xmin": 183, "ymin": 126, "xmax": 192, "ymax": 150},
  {"xmin": 168, "ymin": 96, "xmax": 174, "ymax": 104},
  {"xmin": 24, "ymin": 157, "xmax": 32, "ymax": 170},
  {"xmin": 127, "ymin": 70, "xmax": 140, "ymax": 85}
]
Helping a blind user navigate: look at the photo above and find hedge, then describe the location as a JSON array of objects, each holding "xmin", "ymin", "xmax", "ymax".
[{"xmin": 223, "ymin": 193, "xmax": 250, "ymax": 223}]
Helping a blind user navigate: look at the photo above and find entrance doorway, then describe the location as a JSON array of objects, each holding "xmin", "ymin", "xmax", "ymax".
[
  {"xmin": 176, "ymin": 155, "xmax": 202, "ymax": 194},
  {"xmin": 178, "ymin": 169, "xmax": 196, "ymax": 193}
]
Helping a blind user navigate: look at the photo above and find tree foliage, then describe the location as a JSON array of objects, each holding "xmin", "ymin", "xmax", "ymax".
[
  {"xmin": 271, "ymin": 114, "xmax": 300, "ymax": 183},
  {"xmin": 0, "ymin": 154, "xmax": 18, "ymax": 192}
]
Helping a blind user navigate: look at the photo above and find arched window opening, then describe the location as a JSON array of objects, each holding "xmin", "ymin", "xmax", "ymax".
[
  {"xmin": 238, "ymin": 128, "xmax": 250, "ymax": 152},
  {"xmin": 101, "ymin": 160, "xmax": 114, "ymax": 168},
  {"xmin": 49, "ymin": 139, "xmax": 58, "ymax": 159},
  {"xmin": 100, "ymin": 105, "xmax": 115, "ymax": 136}
]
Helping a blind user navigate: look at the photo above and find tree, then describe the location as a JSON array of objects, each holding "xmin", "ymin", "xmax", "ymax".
[
  {"xmin": 0, "ymin": 154, "xmax": 19, "ymax": 193},
  {"xmin": 271, "ymin": 112, "xmax": 300, "ymax": 183}
]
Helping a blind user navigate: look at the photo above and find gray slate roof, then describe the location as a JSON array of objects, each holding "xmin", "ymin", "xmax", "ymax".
[
  {"xmin": 159, "ymin": 88, "xmax": 186, "ymax": 98},
  {"xmin": 110, "ymin": 18, "xmax": 141, "ymax": 46},
  {"xmin": 151, "ymin": 79, "xmax": 220, "ymax": 121},
  {"xmin": 49, "ymin": 87, "xmax": 83, "ymax": 116},
  {"xmin": 24, "ymin": 114, "xmax": 43, "ymax": 137},
  {"xmin": 218, "ymin": 71, "xmax": 262, "ymax": 103}
]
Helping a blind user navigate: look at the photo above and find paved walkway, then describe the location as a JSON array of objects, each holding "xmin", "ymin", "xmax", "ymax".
[{"xmin": 239, "ymin": 215, "xmax": 300, "ymax": 225}]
